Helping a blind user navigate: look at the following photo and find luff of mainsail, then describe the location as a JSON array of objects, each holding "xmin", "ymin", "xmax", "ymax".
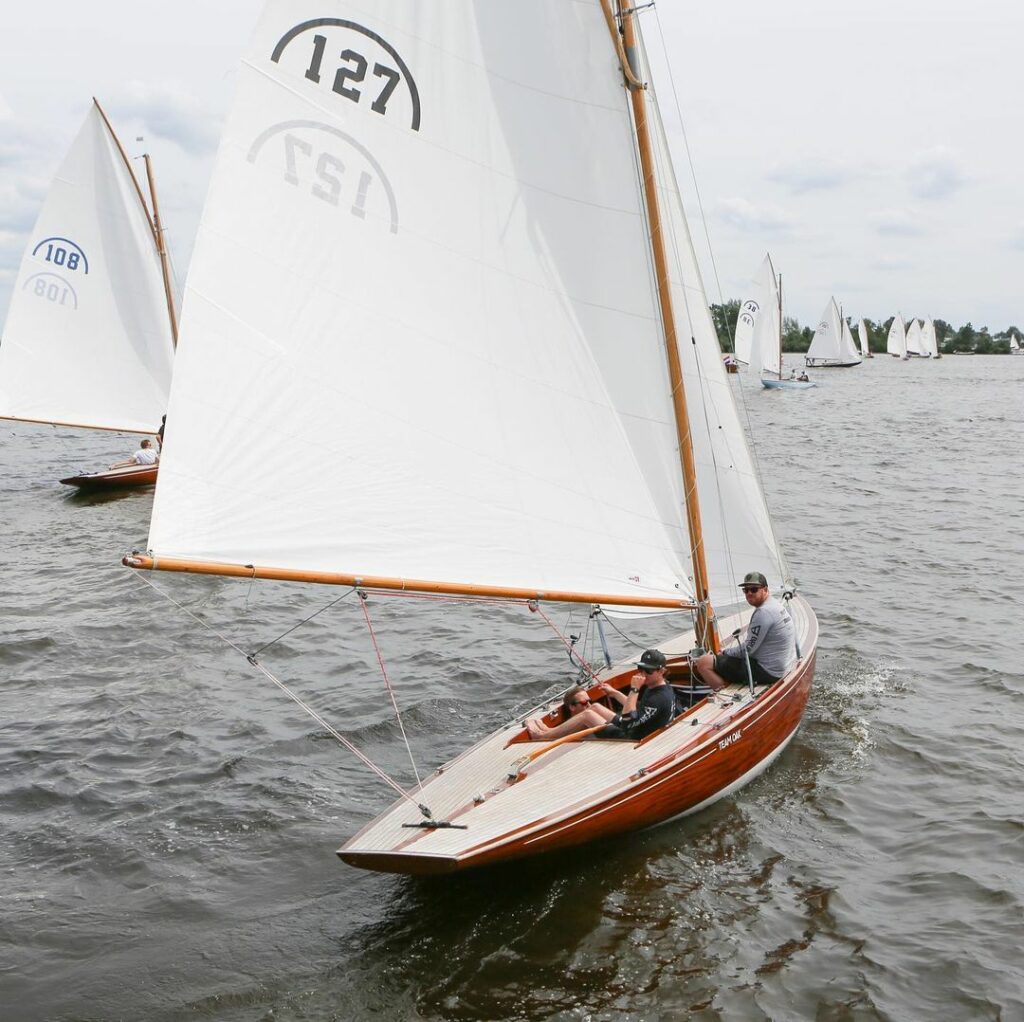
[{"xmin": 0, "ymin": 99, "xmax": 176, "ymax": 434}]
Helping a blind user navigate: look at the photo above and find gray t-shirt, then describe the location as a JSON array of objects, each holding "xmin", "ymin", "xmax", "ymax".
[{"xmin": 724, "ymin": 596, "xmax": 796, "ymax": 678}]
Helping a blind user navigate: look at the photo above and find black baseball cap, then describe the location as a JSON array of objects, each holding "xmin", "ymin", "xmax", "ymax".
[
  {"xmin": 739, "ymin": 572, "xmax": 768, "ymax": 588},
  {"xmin": 636, "ymin": 649, "xmax": 667, "ymax": 671}
]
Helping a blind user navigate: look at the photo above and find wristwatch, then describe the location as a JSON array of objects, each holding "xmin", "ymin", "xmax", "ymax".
[{"xmin": 629, "ymin": 686, "xmax": 640, "ymax": 693}]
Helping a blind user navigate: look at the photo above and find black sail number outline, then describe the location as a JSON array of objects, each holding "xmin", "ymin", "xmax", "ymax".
[{"xmin": 271, "ymin": 19, "xmax": 421, "ymax": 132}]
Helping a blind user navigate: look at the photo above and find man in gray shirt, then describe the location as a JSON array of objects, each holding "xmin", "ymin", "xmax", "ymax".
[{"xmin": 694, "ymin": 572, "xmax": 797, "ymax": 691}]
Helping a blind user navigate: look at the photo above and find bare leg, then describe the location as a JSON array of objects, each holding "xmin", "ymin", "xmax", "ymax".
[
  {"xmin": 526, "ymin": 703, "xmax": 616, "ymax": 740},
  {"xmin": 693, "ymin": 653, "xmax": 729, "ymax": 692}
]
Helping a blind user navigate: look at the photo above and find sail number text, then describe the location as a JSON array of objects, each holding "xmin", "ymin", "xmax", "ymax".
[
  {"xmin": 282, "ymin": 133, "xmax": 373, "ymax": 218},
  {"xmin": 304, "ymin": 38, "xmax": 401, "ymax": 117}
]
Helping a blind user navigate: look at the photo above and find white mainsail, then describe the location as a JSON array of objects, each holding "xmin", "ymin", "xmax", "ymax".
[
  {"xmin": 906, "ymin": 318, "xmax": 924, "ymax": 356},
  {"xmin": 734, "ymin": 254, "xmax": 781, "ymax": 376},
  {"xmin": 146, "ymin": 0, "xmax": 786, "ymax": 611},
  {"xmin": 805, "ymin": 298, "xmax": 844, "ymax": 362},
  {"xmin": 887, "ymin": 313, "xmax": 907, "ymax": 357},
  {"xmin": 857, "ymin": 319, "xmax": 871, "ymax": 357},
  {"xmin": 921, "ymin": 318, "xmax": 939, "ymax": 358},
  {"xmin": 0, "ymin": 102, "xmax": 175, "ymax": 434}
]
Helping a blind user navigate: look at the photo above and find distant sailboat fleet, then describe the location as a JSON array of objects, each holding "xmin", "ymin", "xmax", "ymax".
[{"xmin": 731, "ymin": 255, "xmax": 969, "ymax": 380}]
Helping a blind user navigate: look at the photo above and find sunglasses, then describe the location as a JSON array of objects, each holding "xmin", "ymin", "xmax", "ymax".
[
  {"xmin": 741, "ymin": 586, "xmax": 764, "ymax": 594},
  {"xmin": 572, "ymin": 698, "xmax": 590, "ymax": 707}
]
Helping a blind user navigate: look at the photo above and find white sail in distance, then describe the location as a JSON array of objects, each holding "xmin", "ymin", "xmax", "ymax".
[
  {"xmin": 805, "ymin": 298, "xmax": 844, "ymax": 362},
  {"xmin": 887, "ymin": 313, "xmax": 907, "ymax": 357},
  {"xmin": 0, "ymin": 102, "xmax": 175, "ymax": 433},
  {"xmin": 906, "ymin": 318, "xmax": 924, "ymax": 356},
  {"xmin": 857, "ymin": 319, "xmax": 871, "ymax": 357},
  {"xmin": 921, "ymin": 318, "xmax": 939, "ymax": 357},
  {"xmin": 839, "ymin": 317, "xmax": 860, "ymax": 363},
  {"xmin": 147, "ymin": 0, "xmax": 785, "ymax": 610},
  {"xmin": 735, "ymin": 254, "xmax": 781, "ymax": 376}
]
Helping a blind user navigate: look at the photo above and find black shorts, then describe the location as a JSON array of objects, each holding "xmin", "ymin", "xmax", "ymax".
[{"xmin": 714, "ymin": 652, "xmax": 778, "ymax": 686}]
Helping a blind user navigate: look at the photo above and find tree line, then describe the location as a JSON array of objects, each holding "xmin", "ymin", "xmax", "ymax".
[{"xmin": 710, "ymin": 300, "xmax": 1021, "ymax": 355}]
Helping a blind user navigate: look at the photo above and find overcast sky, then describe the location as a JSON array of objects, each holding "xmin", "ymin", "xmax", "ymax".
[{"xmin": 1, "ymin": 1, "xmax": 1020, "ymax": 332}]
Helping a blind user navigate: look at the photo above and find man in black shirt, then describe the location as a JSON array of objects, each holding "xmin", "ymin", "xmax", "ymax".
[
  {"xmin": 524, "ymin": 648, "xmax": 675, "ymax": 742},
  {"xmin": 596, "ymin": 648, "xmax": 675, "ymax": 741}
]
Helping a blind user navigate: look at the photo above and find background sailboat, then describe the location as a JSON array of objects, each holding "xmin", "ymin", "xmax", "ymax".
[
  {"xmin": 905, "ymin": 318, "xmax": 926, "ymax": 357},
  {"xmin": 0, "ymin": 99, "xmax": 177, "ymax": 488},
  {"xmin": 1010, "ymin": 332, "xmax": 1024, "ymax": 354},
  {"xmin": 805, "ymin": 297, "xmax": 861, "ymax": 368},
  {"xmin": 857, "ymin": 318, "xmax": 874, "ymax": 358},
  {"xmin": 126, "ymin": 0, "xmax": 818, "ymax": 874},
  {"xmin": 887, "ymin": 313, "xmax": 909, "ymax": 359},
  {"xmin": 921, "ymin": 318, "xmax": 940, "ymax": 359},
  {"xmin": 738, "ymin": 255, "xmax": 814, "ymax": 389}
]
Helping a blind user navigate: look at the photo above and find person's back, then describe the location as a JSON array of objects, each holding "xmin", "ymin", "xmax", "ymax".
[{"xmin": 747, "ymin": 596, "xmax": 796, "ymax": 678}]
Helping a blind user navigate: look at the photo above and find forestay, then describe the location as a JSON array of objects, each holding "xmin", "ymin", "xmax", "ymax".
[
  {"xmin": 0, "ymin": 102, "xmax": 174, "ymax": 434},
  {"xmin": 148, "ymin": 0, "xmax": 785, "ymax": 609}
]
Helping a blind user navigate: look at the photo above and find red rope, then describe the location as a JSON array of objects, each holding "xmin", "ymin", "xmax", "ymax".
[{"xmin": 531, "ymin": 604, "xmax": 600, "ymax": 683}]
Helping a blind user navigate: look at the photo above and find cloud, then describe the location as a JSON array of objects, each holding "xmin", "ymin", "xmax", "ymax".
[
  {"xmin": 717, "ymin": 197, "xmax": 795, "ymax": 236},
  {"xmin": 113, "ymin": 82, "xmax": 220, "ymax": 157},
  {"xmin": 908, "ymin": 147, "xmax": 967, "ymax": 200},
  {"xmin": 766, "ymin": 159, "xmax": 853, "ymax": 194},
  {"xmin": 871, "ymin": 254, "xmax": 912, "ymax": 271},
  {"xmin": 1010, "ymin": 226, "xmax": 1024, "ymax": 251},
  {"xmin": 870, "ymin": 209, "xmax": 926, "ymax": 237}
]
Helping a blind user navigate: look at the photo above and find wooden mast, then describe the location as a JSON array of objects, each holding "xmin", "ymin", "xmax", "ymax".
[
  {"xmin": 144, "ymin": 153, "xmax": 179, "ymax": 349},
  {"xmin": 615, "ymin": 1, "xmax": 719, "ymax": 653},
  {"xmin": 92, "ymin": 98, "xmax": 178, "ymax": 348}
]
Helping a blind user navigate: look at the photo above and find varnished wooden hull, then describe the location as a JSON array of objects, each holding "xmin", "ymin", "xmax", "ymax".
[
  {"xmin": 339, "ymin": 597, "xmax": 818, "ymax": 875},
  {"xmin": 60, "ymin": 464, "xmax": 158, "ymax": 490}
]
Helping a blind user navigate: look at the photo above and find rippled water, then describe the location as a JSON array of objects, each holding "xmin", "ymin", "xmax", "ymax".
[{"xmin": 1, "ymin": 355, "xmax": 1022, "ymax": 1021}]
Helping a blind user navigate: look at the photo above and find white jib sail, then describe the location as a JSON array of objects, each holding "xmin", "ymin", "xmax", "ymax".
[
  {"xmin": 905, "ymin": 319, "xmax": 924, "ymax": 356},
  {"xmin": 149, "ymin": 0, "xmax": 744, "ymax": 606},
  {"xmin": 887, "ymin": 313, "xmax": 907, "ymax": 357},
  {"xmin": 921, "ymin": 318, "xmax": 938, "ymax": 357},
  {"xmin": 805, "ymin": 298, "xmax": 843, "ymax": 361},
  {"xmin": 839, "ymin": 317, "xmax": 861, "ymax": 363},
  {"xmin": 857, "ymin": 319, "xmax": 870, "ymax": 357},
  {"xmin": 0, "ymin": 102, "xmax": 174, "ymax": 433}
]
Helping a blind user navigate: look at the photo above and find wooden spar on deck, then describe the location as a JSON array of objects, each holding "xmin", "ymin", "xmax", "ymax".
[
  {"xmin": 122, "ymin": 553, "xmax": 695, "ymax": 610},
  {"xmin": 612, "ymin": 1, "xmax": 720, "ymax": 653},
  {"xmin": 144, "ymin": 153, "xmax": 179, "ymax": 349}
]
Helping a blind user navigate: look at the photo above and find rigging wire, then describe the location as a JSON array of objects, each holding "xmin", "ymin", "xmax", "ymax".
[
  {"xmin": 130, "ymin": 572, "xmax": 433, "ymax": 818},
  {"xmin": 357, "ymin": 591, "xmax": 424, "ymax": 792}
]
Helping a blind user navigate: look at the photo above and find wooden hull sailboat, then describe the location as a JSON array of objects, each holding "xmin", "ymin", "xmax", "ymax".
[
  {"xmin": 340, "ymin": 600, "xmax": 817, "ymax": 874},
  {"xmin": 60, "ymin": 463, "xmax": 158, "ymax": 490},
  {"xmin": 125, "ymin": 1, "xmax": 820, "ymax": 877},
  {"xmin": 761, "ymin": 377, "xmax": 815, "ymax": 390},
  {"xmin": 0, "ymin": 100, "xmax": 176, "ymax": 486}
]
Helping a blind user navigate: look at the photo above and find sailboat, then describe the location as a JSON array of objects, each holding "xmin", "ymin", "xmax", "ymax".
[
  {"xmin": 1010, "ymin": 332, "xmax": 1024, "ymax": 355},
  {"xmin": 0, "ymin": 99, "xmax": 177, "ymax": 489},
  {"xmin": 905, "ymin": 318, "xmax": 926, "ymax": 358},
  {"xmin": 125, "ymin": 0, "xmax": 819, "ymax": 875},
  {"xmin": 737, "ymin": 255, "xmax": 814, "ymax": 389},
  {"xmin": 804, "ymin": 298, "xmax": 862, "ymax": 368},
  {"xmin": 887, "ymin": 313, "xmax": 909, "ymax": 359},
  {"xmin": 921, "ymin": 318, "xmax": 940, "ymax": 359},
  {"xmin": 857, "ymin": 319, "xmax": 874, "ymax": 359}
]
